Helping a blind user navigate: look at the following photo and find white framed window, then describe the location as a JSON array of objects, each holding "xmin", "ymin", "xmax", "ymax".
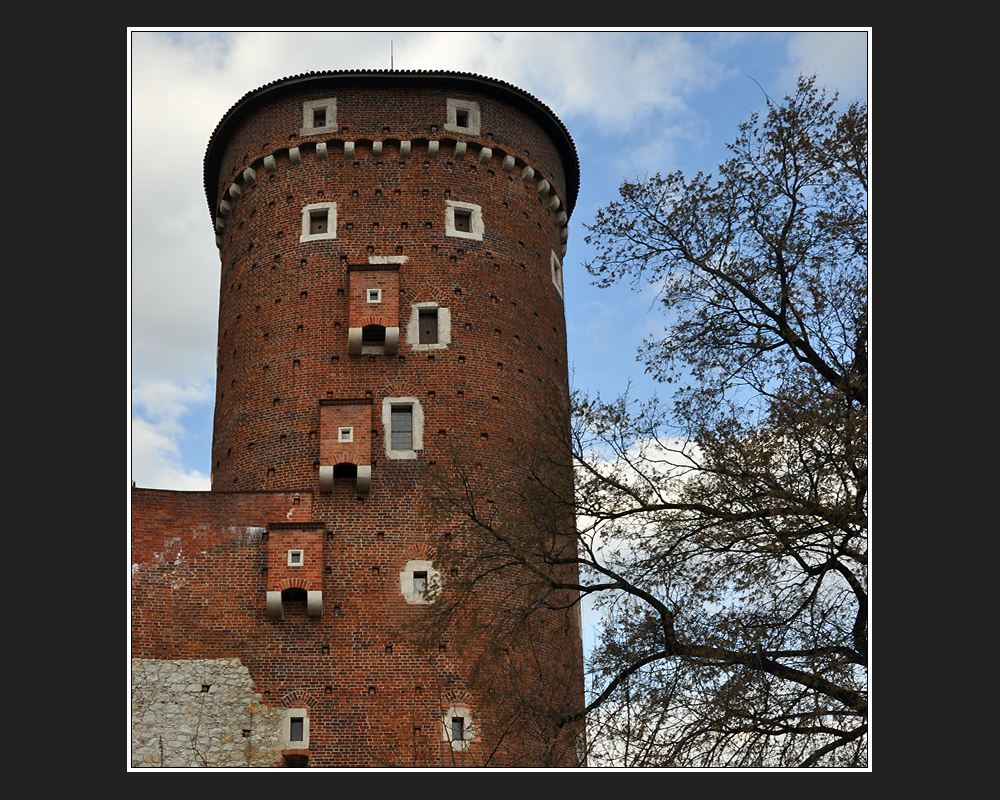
[
  {"xmin": 338, "ymin": 426, "xmax": 354, "ymax": 443},
  {"xmin": 287, "ymin": 549, "xmax": 304, "ymax": 567},
  {"xmin": 551, "ymin": 250, "xmax": 564, "ymax": 298},
  {"xmin": 382, "ymin": 397, "xmax": 423, "ymax": 460},
  {"xmin": 367, "ymin": 288, "xmax": 382, "ymax": 303},
  {"xmin": 442, "ymin": 705, "xmax": 474, "ymax": 751},
  {"xmin": 445, "ymin": 99, "xmax": 480, "ymax": 135},
  {"xmin": 283, "ymin": 708, "xmax": 310, "ymax": 747},
  {"xmin": 406, "ymin": 302, "xmax": 451, "ymax": 351},
  {"xmin": 300, "ymin": 202, "xmax": 337, "ymax": 243},
  {"xmin": 445, "ymin": 200, "xmax": 483, "ymax": 241},
  {"xmin": 400, "ymin": 559, "xmax": 440, "ymax": 604},
  {"xmin": 299, "ymin": 98, "xmax": 337, "ymax": 135}
]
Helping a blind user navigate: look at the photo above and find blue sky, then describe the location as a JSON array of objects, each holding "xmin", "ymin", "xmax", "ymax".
[{"xmin": 129, "ymin": 29, "xmax": 869, "ymax": 490}]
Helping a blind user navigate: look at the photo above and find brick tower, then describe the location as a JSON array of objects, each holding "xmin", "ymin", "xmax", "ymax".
[{"xmin": 131, "ymin": 70, "xmax": 584, "ymax": 768}]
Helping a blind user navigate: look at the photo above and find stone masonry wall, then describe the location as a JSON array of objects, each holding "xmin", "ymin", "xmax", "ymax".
[{"xmin": 131, "ymin": 658, "xmax": 287, "ymax": 768}]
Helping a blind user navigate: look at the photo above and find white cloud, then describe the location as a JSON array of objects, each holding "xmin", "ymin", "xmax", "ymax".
[
  {"xmin": 129, "ymin": 30, "xmax": 868, "ymax": 490},
  {"xmin": 131, "ymin": 417, "xmax": 210, "ymax": 491},
  {"xmin": 130, "ymin": 380, "xmax": 213, "ymax": 490},
  {"xmin": 783, "ymin": 31, "xmax": 869, "ymax": 101},
  {"xmin": 395, "ymin": 31, "xmax": 728, "ymax": 134},
  {"xmin": 129, "ymin": 30, "xmax": 729, "ymax": 389}
]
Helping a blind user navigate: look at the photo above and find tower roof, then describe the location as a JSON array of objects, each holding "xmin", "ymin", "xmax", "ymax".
[{"xmin": 203, "ymin": 69, "xmax": 580, "ymax": 225}]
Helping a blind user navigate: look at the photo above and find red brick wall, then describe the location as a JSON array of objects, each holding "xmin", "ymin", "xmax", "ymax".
[
  {"xmin": 211, "ymin": 89, "xmax": 572, "ymax": 492},
  {"xmin": 349, "ymin": 266, "xmax": 400, "ymax": 330},
  {"xmin": 133, "ymin": 75, "xmax": 583, "ymax": 768},
  {"xmin": 267, "ymin": 525, "xmax": 324, "ymax": 593},
  {"xmin": 131, "ymin": 488, "xmax": 312, "ymax": 657},
  {"xmin": 319, "ymin": 401, "xmax": 371, "ymax": 466}
]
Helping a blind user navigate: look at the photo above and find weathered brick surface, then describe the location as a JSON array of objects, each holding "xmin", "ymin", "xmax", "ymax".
[{"xmin": 132, "ymin": 72, "xmax": 584, "ymax": 768}]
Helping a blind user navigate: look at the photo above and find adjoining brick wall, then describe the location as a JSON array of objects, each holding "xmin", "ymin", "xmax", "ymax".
[{"xmin": 133, "ymin": 72, "xmax": 585, "ymax": 768}]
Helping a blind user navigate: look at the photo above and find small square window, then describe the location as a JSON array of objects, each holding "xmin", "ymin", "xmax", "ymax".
[
  {"xmin": 408, "ymin": 304, "xmax": 450, "ymax": 350},
  {"xmin": 445, "ymin": 201, "xmax": 482, "ymax": 241},
  {"xmin": 300, "ymin": 98, "xmax": 336, "ymax": 135},
  {"xmin": 338, "ymin": 427, "xmax": 354, "ymax": 443},
  {"xmin": 300, "ymin": 202, "xmax": 337, "ymax": 243},
  {"xmin": 401, "ymin": 559, "xmax": 438, "ymax": 604},
  {"xmin": 446, "ymin": 99, "xmax": 480, "ymax": 135},
  {"xmin": 367, "ymin": 288, "xmax": 382, "ymax": 303},
  {"xmin": 288, "ymin": 550, "xmax": 304, "ymax": 566}
]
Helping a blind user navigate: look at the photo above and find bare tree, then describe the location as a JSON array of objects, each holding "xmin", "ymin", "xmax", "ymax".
[
  {"xmin": 416, "ymin": 439, "xmax": 586, "ymax": 766},
  {"xmin": 428, "ymin": 76, "xmax": 867, "ymax": 768}
]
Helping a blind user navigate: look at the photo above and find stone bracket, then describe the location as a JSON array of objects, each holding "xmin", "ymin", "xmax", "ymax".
[{"xmin": 266, "ymin": 589, "xmax": 324, "ymax": 618}]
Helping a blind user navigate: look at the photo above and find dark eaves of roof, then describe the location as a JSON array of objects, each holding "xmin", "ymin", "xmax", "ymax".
[{"xmin": 203, "ymin": 69, "xmax": 579, "ymax": 226}]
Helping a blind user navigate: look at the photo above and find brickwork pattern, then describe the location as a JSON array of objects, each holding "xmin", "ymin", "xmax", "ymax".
[{"xmin": 132, "ymin": 73, "xmax": 584, "ymax": 768}]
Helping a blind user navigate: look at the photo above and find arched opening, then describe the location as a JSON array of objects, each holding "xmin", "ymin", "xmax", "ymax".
[
  {"xmin": 333, "ymin": 462, "xmax": 357, "ymax": 486},
  {"xmin": 281, "ymin": 586, "xmax": 308, "ymax": 616},
  {"xmin": 362, "ymin": 324, "xmax": 386, "ymax": 346}
]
